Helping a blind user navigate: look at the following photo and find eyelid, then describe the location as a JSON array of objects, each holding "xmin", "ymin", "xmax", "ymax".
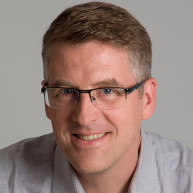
[{"xmin": 98, "ymin": 87, "xmax": 123, "ymax": 93}]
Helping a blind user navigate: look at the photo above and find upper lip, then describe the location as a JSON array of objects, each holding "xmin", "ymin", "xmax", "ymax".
[
  {"xmin": 70, "ymin": 126, "xmax": 111, "ymax": 136},
  {"xmin": 73, "ymin": 132, "xmax": 109, "ymax": 136}
]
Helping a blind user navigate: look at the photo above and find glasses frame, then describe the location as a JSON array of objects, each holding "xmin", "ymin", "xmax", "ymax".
[{"xmin": 41, "ymin": 81, "xmax": 143, "ymax": 109}]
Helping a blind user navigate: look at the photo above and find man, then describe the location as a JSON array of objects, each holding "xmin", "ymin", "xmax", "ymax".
[{"xmin": 0, "ymin": 2, "xmax": 193, "ymax": 193}]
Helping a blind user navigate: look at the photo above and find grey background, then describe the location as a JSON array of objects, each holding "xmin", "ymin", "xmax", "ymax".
[{"xmin": 0, "ymin": 0, "xmax": 193, "ymax": 149}]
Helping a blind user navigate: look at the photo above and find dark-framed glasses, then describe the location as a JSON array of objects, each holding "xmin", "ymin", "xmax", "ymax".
[{"xmin": 41, "ymin": 81, "xmax": 143, "ymax": 110}]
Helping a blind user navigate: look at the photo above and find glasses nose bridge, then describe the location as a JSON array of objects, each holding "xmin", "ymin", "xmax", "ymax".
[{"xmin": 77, "ymin": 89, "xmax": 93, "ymax": 102}]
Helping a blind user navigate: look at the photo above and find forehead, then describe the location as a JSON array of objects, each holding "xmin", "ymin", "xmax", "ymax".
[{"xmin": 47, "ymin": 41, "xmax": 136, "ymax": 87}]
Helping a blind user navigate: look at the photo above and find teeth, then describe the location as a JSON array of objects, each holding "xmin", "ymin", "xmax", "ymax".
[{"xmin": 77, "ymin": 133, "xmax": 106, "ymax": 141}]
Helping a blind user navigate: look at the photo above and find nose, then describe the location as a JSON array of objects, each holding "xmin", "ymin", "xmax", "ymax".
[{"xmin": 72, "ymin": 93, "xmax": 102, "ymax": 126}]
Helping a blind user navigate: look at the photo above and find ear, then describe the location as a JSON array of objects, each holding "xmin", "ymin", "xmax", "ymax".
[
  {"xmin": 41, "ymin": 80, "xmax": 51, "ymax": 120},
  {"xmin": 142, "ymin": 78, "xmax": 157, "ymax": 120},
  {"xmin": 45, "ymin": 102, "xmax": 51, "ymax": 120},
  {"xmin": 41, "ymin": 80, "xmax": 45, "ymax": 86}
]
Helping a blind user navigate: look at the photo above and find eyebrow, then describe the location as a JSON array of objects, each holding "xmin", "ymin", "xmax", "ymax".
[
  {"xmin": 92, "ymin": 79, "xmax": 124, "ymax": 87},
  {"xmin": 51, "ymin": 80, "xmax": 77, "ymax": 87},
  {"xmin": 51, "ymin": 78, "xmax": 124, "ymax": 88}
]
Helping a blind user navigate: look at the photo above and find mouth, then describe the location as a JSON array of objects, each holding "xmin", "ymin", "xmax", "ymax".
[{"xmin": 74, "ymin": 133, "xmax": 107, "ymax": 141}]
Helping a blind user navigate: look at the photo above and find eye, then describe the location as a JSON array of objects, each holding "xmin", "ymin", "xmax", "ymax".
[
  {"xmin": 59, "ymin": 88, "xmax": 73, "ymax": 95},
  {"xmin": 98, "ymin": 88, "xmax": 125, "ymax": 96},
  {"xmin": 102, "ymin": 88, "xmax": 113, "ymax": 94}
]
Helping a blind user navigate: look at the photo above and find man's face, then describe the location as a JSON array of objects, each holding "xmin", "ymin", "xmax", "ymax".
[{"xmin": 46, "ymin": 41, "xmax": 148, "ymax": 175}]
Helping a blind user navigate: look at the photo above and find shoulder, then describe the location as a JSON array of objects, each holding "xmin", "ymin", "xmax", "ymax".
[
  {"xmin": 0, "ymin": 133, "xmax": 56, "ymax": 162},
  {"xmin": 0, "ymin": 133, "xmax": 56, "ymax": 192},
  {"xmin": 144, "ymin": 131, "xmax": 193, "ymax": 167},
  {"xmin": 144, "ymin": 131, "xmax": 193, "ymax": 192}
]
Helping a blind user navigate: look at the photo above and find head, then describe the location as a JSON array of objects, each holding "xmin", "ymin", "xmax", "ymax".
[
  {"xmin": 42, "ymin": 2, "xmax": 152, "ymax": 87},
  {"xmin": 41, "ymin": 2, "xmax": 156, "ymax": 177}
]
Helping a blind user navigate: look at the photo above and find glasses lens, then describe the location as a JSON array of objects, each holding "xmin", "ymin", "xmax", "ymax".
[
  {"xmin": 45, "ymin": 88, "xmax": 78, "ymax": 108},
  {"xmin": 91, "ymin": 88, "xmax": 126, "ymax": 109}
]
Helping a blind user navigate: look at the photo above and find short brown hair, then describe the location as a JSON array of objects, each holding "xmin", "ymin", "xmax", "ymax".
[{"xmin": 42, "ymin": 2, "xmax": 152, "ymax": 83}]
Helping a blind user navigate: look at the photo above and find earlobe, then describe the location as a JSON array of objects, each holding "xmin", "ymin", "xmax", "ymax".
[
  {"xmin": 142, "ymin": 78, "xmax": 157, "ymax": 120},
  {"xmin": 45, "ymin": 103, "xmax": 51, "ymax": 120}
]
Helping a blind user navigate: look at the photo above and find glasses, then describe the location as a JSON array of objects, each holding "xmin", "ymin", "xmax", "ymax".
[{"xmin": 41, "ymin": 81, "xmax": 143, "ymax": 110}]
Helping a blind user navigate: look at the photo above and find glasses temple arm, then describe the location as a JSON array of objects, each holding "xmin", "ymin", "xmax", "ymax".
[{"xmin": 125, "ymin": 81, "xmax": 143, "ymax": 94}]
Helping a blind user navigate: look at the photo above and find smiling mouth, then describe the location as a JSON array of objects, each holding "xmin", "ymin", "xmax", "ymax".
[{"xmin": 74, "ymin": 133, "xmax": 107, "ymax": 141}]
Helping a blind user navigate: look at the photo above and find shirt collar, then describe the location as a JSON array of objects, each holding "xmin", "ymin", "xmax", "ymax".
[
  {"xmin": 52, "ymin": 129, "xmax": 161, "ymax": 193},
  {"xmin": 52, "ymin": 146, "xmax": 85, "ymax": 193},
  {"xmin": 129, "ymin": 129, "xmax": 161, "ymax": 193}
]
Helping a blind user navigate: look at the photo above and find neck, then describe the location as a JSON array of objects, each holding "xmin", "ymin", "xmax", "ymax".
[{"xmin": 76, "ymin": 132, "xmax": 141, "ymax": 193}]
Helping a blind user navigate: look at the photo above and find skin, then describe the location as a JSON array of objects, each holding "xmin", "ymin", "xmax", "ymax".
[{"xmin": 45, "ymin": 41, "xmax": 156, "ymax": 193}]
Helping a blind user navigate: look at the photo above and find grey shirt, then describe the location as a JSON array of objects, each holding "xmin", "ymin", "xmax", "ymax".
[{"xmin": 0, "ymin": 130, "xmax": 193, "ymax": 193}]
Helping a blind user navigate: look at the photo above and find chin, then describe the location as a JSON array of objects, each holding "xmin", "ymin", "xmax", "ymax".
[{"xmin": 67, "ymin": 152, "xmax": 111, "ymax": 175}]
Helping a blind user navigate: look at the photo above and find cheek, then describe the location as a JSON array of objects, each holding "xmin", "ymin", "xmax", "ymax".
[
  {"xmin": 103, "ymin": 98, "xmax": 143, "ymax": 140},
  {"xmin": 49, "ymin": 110, "xmax": 73, "ymax": 149},
  {"xmin": 49, "ymin": 109, "xmax": 73, "ymax": 133},
  {"xmin": 107, "ymin": 104, "xmax": 142, "ymax": 129}
]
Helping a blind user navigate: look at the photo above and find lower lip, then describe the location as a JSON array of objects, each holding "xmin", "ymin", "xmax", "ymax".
[{"xmin": 71, "ymin": 133, "xmax": 110, "ymax": 149}]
